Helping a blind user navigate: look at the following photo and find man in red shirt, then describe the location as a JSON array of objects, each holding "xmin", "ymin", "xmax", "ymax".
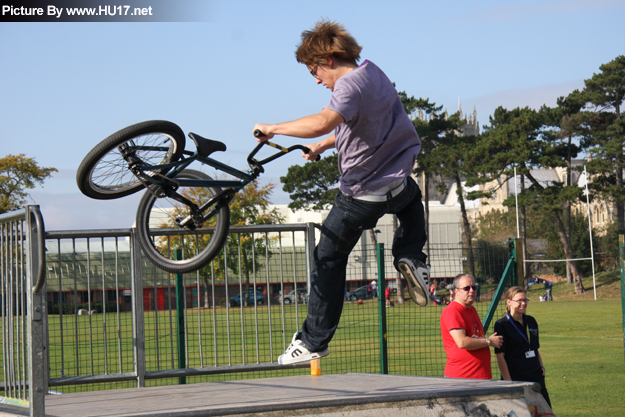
[{"xmin": 440, "ymin": 274, "xmax": 503, "ymax": 379}]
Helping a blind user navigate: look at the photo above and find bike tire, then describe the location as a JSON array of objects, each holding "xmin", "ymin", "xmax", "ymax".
[
  {"xmin": 77, "ymin": 120, "xmax": 186, "ymax": 200},
  {"xmin": 136, "ymin": 169, "xmax": 230, "ymax": 274}
]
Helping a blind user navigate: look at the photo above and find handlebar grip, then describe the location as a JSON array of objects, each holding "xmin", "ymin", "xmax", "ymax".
[
  {"xmin": 303, "ymin": 146, "xmax": 321, "ymax": 162},
  {"xmin": 253, "ymin": 129, "xmax": 266, "ymax": 138}
]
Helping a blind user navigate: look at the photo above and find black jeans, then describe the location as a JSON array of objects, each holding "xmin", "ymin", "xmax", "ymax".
[
  {"xmin": 300, "ymin": 176, "xmax": 427, "ymax": 351},
  {"xmin": 538, "ymin": 375, "xmax": 552, "ymax": 409}
]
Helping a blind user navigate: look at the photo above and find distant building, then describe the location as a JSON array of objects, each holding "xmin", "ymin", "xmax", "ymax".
[{"xmin": 470, "ymin": 160, "xmax": 616, "ymax": 231}]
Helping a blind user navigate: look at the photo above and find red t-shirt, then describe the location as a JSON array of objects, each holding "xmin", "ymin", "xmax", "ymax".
[{"xmin": 440, "ymin": 301, "xmax": 491, "ymax": 379}]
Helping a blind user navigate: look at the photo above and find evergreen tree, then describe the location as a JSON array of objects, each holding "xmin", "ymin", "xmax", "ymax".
[
  {"xmin": 424, "ymin": 114, "xmax": 480, "ymax": 277},
  {"xmin": 543, "ymin": 213, "xmax": 596, "ymax": 277},
  {"xmin": 280, "ymin": 153, "xmax": 339, "ymax": 212},
  {"xmin": 541, "ymin": 90, "xmax": 588, "ymax": 284},
  {"xmin": 479, "ymin": 107, "xmax": 586, "ymax": 293},
  {"xmin": 580, "ymin": 55, "xmax": 625, "ymax": 234},
  {"xmin": 409, "ymin": 98, "xmax": 446, "ymax": 242}
]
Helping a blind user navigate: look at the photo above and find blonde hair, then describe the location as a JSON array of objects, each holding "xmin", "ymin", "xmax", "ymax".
[
  {"xmin": 504, "ymin": 286, "xmax": 526, "ymax": 314},
  {"xmin": 295, "ymin": 20, "xmax": 362, "ymax": 67}
]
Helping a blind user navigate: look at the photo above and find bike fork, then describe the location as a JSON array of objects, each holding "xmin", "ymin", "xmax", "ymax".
[{"xmin": 167, "ymin": 188, "xmax": 236, "ymax": 229}]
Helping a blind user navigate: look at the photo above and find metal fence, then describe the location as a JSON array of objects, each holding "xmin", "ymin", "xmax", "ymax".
[
  {"xmin": 0, "ymin": 207, "xmax": 47, "ymax": 416},
  {"xmin": 42, "ymin": 224, "xmax": 316, "ymax": 393},
  {"xmin": 0, "ymin": 206, "xmax": 517, "ymax": 416},
  {"xmin": 618, "ymin": 235, "xmax": 625, "ymax": 366}
]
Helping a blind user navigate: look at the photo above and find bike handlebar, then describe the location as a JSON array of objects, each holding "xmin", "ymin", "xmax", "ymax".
[{"xmin": 253, "ymin": 129, "xmax": 321, "ymax": 162}]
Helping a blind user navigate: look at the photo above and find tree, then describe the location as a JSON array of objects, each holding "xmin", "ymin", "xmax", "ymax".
[
  {"xmin": 475, "ymin": 207, "xmax": 553, "ymax": 243},
  {"xmin": 0, "ymin": 154, "xmax": 57, "ymax": 214},
  {"xmin": 408, "ymin": 101, "xmax": 482, "ymax": 277},
  {"xmin": 475, "ymin": 209, "xmax": 518, "ymax": 243},
  {"xmin": 479, "ymin": 107, "xmax": 586, "ymax": 293},
  {"xmin": 542, "ymin": 90, "xmax": 588, "ymax": 284},
  {"xmin": 425, "ymin": 114, "xmax": 481, "ymax": 277},
  {"xmin": 407, "ymin": 97, "xmax": 446, "ymax": 247},
  {"xmin": 159, "ymin": 179, "xmax": 284, "ymax": 307},
  {"xmin": 542, "ymin": 213, "xmax": 596, "ymax": 277},
  {"xmin": 221, "ymin": 181, "xmax": 284, "ymax": 306},
  {"xmin": 399, "ymin": 94, "xmax": 447, "ymax": 302},
  {"xmin": 280, "ymin": 153, "xmax": 339, "ymax": 212},
  {"xmin": 596, "ymin": 220, "xmax": 620, "ymax": 270},
  {"xmin": 580, "ymin": 55, "xmax": 625, "ymax": 234}
]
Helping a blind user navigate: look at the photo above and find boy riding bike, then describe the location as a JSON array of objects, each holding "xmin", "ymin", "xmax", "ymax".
[{"xmin": 253, "ymin": 19, "xmax": 430, "ymax": 365}]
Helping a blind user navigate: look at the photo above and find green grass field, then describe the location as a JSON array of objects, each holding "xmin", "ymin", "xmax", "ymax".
[
  {"xmin": 6, "ymin": 270, "xmax": 624, "ymax": 416},
  {"xmin": 531, "ymin": 297, "xmax": 624, "ymax": 417},
  {"xmin": 521, "ymin": 270, "xmax": 625, "ymax": 417}
]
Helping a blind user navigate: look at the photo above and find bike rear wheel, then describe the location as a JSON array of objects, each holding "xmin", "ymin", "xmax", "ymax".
[
  {"xmin": 136, "ymin": 169, "xmax": 230, "ymax": 274},
  {"xmin": 77, "ymin": 120, "xmax": 186, "ymax": 200}
]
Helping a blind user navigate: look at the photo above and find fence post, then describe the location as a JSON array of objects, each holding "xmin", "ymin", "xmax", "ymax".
[
  {"xmin": 376, "ymin": 243, "xmax": 388, "ymax": 375},
  {"xmin": 130, "ymin": 229, "xmax": 146, "ymax": 387},
  {"xmin": 618, "ymin": 235, "xmax": 625, "ymax": 366},
  {"xmin": 175, "ymin": 249, "xmax": 186, "ymax": 385},
  {"xmin": 514, "ymin": 238, "xmax": 524, "ymax": 287},
  {"xmin": 482, "ymin": 239, "xmax": 516, "ymax": 333},
  {"xmin": 27, "ymin": 206, "xmax": 47, "ymax": 417},
  {"xmin": 305, "ymin": 223, "xmax": 316, "ymax": 295}
]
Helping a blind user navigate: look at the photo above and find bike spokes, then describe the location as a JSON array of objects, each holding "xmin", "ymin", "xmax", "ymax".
[{"xmin": 136, "ymin": 169, "xmax": 230, "ymax": 274}]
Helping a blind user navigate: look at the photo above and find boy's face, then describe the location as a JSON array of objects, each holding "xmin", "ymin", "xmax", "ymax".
[{"xmin": 308, "ymin": 62, "xmax": 336, "ymax": 92}]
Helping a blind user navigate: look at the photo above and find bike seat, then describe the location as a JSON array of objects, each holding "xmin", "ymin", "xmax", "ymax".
[{"xmin": 188, "ymin": 133, "xmax": 227, "ymax": 158}]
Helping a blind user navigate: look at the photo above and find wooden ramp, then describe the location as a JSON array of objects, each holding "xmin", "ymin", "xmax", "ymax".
[{"xmin": 0, "ymin": 373, "xmax": 555, "ymax": 417}]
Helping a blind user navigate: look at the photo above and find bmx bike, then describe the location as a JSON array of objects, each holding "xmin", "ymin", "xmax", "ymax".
[{"xmin": 76, "ymin": 120, "xmax": 316, "ymax": 274}]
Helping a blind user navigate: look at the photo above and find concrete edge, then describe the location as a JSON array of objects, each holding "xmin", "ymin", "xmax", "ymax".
[{"xmin": 123, "ymin": 385, "xmax": 528, "ymax": 417}]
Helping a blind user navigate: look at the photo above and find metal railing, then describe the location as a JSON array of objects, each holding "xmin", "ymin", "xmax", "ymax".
[
  {"xmin": 0, "ymin": 206, "xmax": 48, "ymax": 416},
  {"xmin": 42, "ymin": 223, "xmax": 316, "ymax": 391},
  {"xmin": 0, "ymin": 206, "xmax": 516, "ymax": 417}
]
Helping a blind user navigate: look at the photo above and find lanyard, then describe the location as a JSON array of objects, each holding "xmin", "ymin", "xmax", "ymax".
[{"xmin": 506, "ymin": 313, "xmax": 530, "ymax": 348}]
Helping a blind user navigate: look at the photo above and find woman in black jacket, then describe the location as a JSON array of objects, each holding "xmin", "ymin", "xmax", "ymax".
[{"xmin": 494, "ymin": 286, "xmax": 552, "ymax": 408}]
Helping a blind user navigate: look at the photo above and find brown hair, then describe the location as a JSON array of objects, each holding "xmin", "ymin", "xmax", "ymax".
[
  {"xmin": 504, "ymin": 286, "xmax": 526, "ymax": 314},
  {"xmin": 295, "ymin": 20, "xmax": 362, "ymax": 67}
]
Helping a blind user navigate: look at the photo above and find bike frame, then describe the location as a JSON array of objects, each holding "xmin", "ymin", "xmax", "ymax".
[
  {"xmin": 125, "ymin": 140, "xmax": 308, "ymax": 223},
  {"xmin": 132, "ymin": 150, "xmax": 252, "ymax": 190}
]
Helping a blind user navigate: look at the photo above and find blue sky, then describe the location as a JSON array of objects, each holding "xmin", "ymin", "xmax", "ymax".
[{"xmin": 1, "ymin": 0, "xmax": 623, "ymax": 230}]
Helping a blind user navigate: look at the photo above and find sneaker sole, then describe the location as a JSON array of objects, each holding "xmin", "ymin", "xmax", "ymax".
[
  {"xmin": 399, "ymin": 263, "xmax": 428, "ymax": 306},
  {"xmin": 278, "ymin": 349, "xmax": 330, "ymax": 365}
]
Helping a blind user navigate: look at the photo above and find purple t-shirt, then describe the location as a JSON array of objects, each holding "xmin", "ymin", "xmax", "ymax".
[{"xmin": 324, "ymin": 60, "xmax": 421, "ymax": 196}]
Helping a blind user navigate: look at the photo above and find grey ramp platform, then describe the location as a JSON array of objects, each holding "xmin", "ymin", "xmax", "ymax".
[{"xmin": 0, "ymin": 373, "xmax": 554, "ymax": 417}]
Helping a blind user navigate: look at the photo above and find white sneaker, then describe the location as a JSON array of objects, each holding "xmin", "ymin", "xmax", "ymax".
[
  {"xmin": 278, "ymin": 332, "xmax": 329, "ymax": 365},
  {"xmin": 397, "ymin": 258, "xmax": 430, "ymax": 306}
]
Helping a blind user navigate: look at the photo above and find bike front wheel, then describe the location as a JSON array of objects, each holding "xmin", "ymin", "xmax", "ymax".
[
  {"xmin": 77, "ymin": 120, "xmax": 186, "ymax": 200},
  {"xmin": 136, "ymin": 169, "xmax": 230, "ymax": 274}
]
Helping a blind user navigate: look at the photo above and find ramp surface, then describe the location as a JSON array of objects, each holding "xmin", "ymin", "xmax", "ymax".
[{"xmin": 0, "ymin": 373, "xmax": 554, "ymax": 417}]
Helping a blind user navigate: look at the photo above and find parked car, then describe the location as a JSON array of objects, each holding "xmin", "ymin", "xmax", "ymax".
[
  {"xmin": 278, "ymin": 289, "xmax": 308, "ymax": 305},
  {"xmin": 346, "ymin": 286, "xmax": 371, "ymax": 301},
  {"xmin": 230, "ymin": 290, "xmax": 264, "ymax": 307}
]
